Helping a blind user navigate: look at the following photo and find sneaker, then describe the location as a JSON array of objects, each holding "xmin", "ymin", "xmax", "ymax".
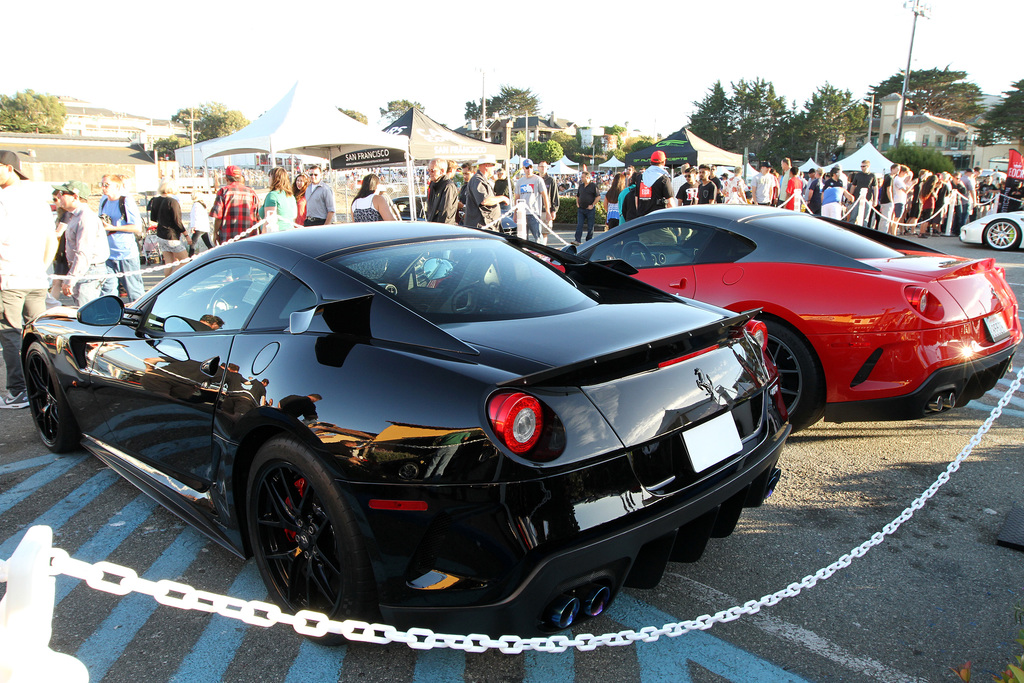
[{"xmin": 1, "ymin": 391, "xmax": 28, "ymax": 409}]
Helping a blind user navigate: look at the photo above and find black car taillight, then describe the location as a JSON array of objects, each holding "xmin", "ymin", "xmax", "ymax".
[{"xmin": 487, "ymin": 391, "xmax": 565, "ymax": 461}]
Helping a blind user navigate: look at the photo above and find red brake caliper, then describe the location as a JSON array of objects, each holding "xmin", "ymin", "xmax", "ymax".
[{"xmin": 283, "ymin": 477, "xmax": 307, "ymax": 542}]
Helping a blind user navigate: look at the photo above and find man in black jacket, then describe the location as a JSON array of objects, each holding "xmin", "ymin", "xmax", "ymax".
[{"xmin": 425, "ymin": 158, "xmax": 458, "ymax": 224}]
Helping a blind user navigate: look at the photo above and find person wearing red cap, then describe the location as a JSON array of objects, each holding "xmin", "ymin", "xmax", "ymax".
[
  {"xmin": 632, "ymin": 150, "xmax": 676, "ymax": 217},
  {"xmin": 209, "ymin": 165, "xmax": 260, "ymax": 244}
]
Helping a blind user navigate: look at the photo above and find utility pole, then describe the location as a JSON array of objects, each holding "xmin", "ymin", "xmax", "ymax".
[
  {"xmin": 866, "ymin": 93, "xmax": 875, "ymax": 146},
  {"xmin": 895, "ymin": 0, "xmax": 931, "ymax": 147}
]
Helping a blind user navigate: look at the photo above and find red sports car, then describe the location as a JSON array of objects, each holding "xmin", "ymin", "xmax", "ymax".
[{"xmin": 573, "ymin": 205, "xmax": 1021, "ymax": 431}]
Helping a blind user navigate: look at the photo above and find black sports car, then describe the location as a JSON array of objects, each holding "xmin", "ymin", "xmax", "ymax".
[{"xmin": 22, "ymin": 223, "xmax": 789, "ymax": 637}]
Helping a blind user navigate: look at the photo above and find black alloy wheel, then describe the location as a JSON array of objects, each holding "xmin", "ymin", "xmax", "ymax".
[
  {"xmin": 25, "ymin": 341, "xmax": 81, "ymax": 453},
  {"xmin": 983, "ymin": 219, "xmax": 1021, "ymax": 251},
  {"xmin": 764, "ymin": 321, "xmax": 826, "ymax": 432},
  {"xmin": 246, "ymin": 436, "xmax": 376, "ymax": 641}
]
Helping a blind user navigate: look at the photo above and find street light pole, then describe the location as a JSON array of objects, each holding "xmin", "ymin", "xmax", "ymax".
[{"xmin": 895, "ymin": 0, "xmax": 931, "ymax": 147}]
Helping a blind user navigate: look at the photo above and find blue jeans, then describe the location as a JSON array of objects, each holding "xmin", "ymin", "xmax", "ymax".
[
  {"xmin": 525, "ymin": 215, "xmax": 541, "ymax": 241},
  {"xmin": 575, "ymin": 207, "xmax": 595, "ymax": 242},
  {"xmin": 100, "ymin": 255, "xmax": 145, "ymax": 302}
]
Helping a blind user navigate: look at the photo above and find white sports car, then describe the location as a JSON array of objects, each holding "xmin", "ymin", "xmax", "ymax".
[{"xmin": 960, "ymin": 211, "xmax": 1024, "ymax": 251}]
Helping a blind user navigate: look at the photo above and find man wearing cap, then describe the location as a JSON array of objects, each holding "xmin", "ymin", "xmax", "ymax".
[
  {"xmin": 98, "ymin": 174, "xmax": 145, "ymax": 301},
  {"xmin": 633, "ymin": 150, "xmax": 676, "ymax": 218},
  {"xmin": 751, "ymin": 162, "xmax": 776, "ymax": 206},
  {"xmin": 53, "ymin": 180, "xmax": 110, "ymax": 308},
  {"xmin": 209, "ymin": 165, "xmax": 261, "ymax": 244},
  {"xmin": 425, "ymin": 158, "xmax": 458, "ymax": 224},
  {"xmin": 303, "ymin": 166, "xmax": 335, "ymax": 226},
  {"xmin": 514, "ymin": 159, "xmax": 550, "ymax": 241},
  {"xmin": 0, "ymin": 151, "xmax": 58, "ymax": 408},
  {"xmin": 462, "ymin": 154, "xmax": 508, "ymax": 230}
]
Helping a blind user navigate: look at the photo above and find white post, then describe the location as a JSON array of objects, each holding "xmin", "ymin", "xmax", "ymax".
[
  {"xmin": 0, "ymin": 526, "xmax": 88, "ymax": 683},
  {"xmin": 516, "ymin": 200, "xmax": 527, "ymax": 239}
]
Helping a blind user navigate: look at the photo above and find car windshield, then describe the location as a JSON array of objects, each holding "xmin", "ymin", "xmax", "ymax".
[{"xmin": 329, "ymin": 238, "xmax": 595, "ymax": 324}]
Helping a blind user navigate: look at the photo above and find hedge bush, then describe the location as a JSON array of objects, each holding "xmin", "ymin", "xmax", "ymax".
[{"xmin": 554, "ymin": 196, "xmax": 607, "ymax": 224}]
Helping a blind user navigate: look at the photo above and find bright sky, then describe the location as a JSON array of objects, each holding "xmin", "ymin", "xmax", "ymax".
[{"xmin": 5, "ymin": 0, "xmax": 1021, "ymax": 137}]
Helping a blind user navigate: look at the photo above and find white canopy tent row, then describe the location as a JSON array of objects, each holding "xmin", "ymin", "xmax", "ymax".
[
  {"xmin": 197, "ymin": 81, "xmax": 416, "ymax": 212},
  {"xmin": 797, "ymin": 144, "xmax": 896, "ymax": 175}
]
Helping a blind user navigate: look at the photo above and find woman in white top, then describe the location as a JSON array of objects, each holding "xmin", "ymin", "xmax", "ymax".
[
  {"xmin": 350, "ymin": 174, "xmax": 400, "ymax": 223},
  {"xmin": 190, "ymin": 192, "xmax": 213, "ymax": 252}
]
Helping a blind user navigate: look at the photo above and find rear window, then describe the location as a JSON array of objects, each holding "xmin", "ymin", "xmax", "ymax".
[
  {"xmin": 750, "ymin": 214, "xmax": 903, "ymax": 260},
  {"xmin": 328, "ymin": 238, "xmax": 594, "ymax": 324}
]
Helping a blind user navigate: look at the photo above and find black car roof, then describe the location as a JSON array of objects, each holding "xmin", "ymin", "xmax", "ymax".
[{"xmin": 252, "ymin": 222, "xmax": 498, "ymax": 260}]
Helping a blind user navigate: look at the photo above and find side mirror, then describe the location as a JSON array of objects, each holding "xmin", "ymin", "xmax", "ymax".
[{"xmin": 77, "ymin": 295, "xmax": 124, "ymax": 326}]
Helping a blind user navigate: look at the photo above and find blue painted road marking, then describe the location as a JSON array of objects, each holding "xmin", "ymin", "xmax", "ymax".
[
  {"xmin": 0, "ymin": 455, "xmax": 85, "ymax": 515},
  {"xmin": 75, "ymin": 528, "xmax": 207, "ymax": 681},
  {"xmin": 608, "ymin": 593, "xmax": 811, "ymax": 682},
  {"xmin": 0, "ymin": 469, "xmax": 117, "ymax": 557}
]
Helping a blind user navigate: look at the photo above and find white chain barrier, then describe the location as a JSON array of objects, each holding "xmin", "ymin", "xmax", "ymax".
[{"xmin": 1, "ymin": 366, "xmax": 1020, "ymax": 658}]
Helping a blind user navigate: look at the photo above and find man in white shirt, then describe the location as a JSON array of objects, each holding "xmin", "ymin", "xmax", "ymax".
[
  {"xmin": 751, "ymin": 162, "xmax": 776, "ymax": 205},
  {"xmin": 0, "ymin": 151, "xmax": 58, "ymax": 408},
  {"xmin": 53, "ymin": 180, "xmax": 110, "ymax": 307}
]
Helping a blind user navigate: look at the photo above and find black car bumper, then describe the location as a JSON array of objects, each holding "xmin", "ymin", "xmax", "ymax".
[
  {"xmin": 350, "ymin": 414, "xmax": 789, "ymax": 637},
  {"xmin": 824, "ymin": 342, "xmax": 1018, "ymax": 423}
]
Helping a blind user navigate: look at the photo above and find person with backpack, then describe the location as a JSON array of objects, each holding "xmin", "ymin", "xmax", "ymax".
[
  {"xmin": 97, "ymin": 174, "xmax": 144, "ymax": 301},
  {"xmin": 633, "ymin": 151, "xmax": 676, "ymax": 217}
]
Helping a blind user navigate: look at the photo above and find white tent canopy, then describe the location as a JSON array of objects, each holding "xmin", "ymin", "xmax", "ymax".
[
  {"xmin": 832, "ymin": 143, "xmax": 895, "ymax": 174},
  {"xmin": 599, "ymin": 157, "xmax": 625, "ymax": 169},
  {"xmin": 554, "ymin": 156, "xmax": 577, "ymax": 168},
  {"xmin": 199, "ymin": 81, "xmax": 409, "ymax": 164},
  {"xmin": 548, "ymin": 160, "xmax": 577, "ymax": 175},
  {"xmin": 798, "ymin": 158, "xmax": 820, "ymax": 173}
]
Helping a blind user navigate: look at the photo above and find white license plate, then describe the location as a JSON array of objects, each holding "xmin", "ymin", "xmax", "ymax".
[
  {"xmin": 984, "ymin": 313, "xmax": 1010, "ymax": 342},
  {"xmin": 683, "ymin": 411, "xmax": 743, "ymax": 473}
]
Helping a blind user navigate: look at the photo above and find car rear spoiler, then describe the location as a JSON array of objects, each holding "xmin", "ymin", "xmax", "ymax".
[{"xmin": 498, "ymin": 309, "xmax": 761, "ymax": 389}]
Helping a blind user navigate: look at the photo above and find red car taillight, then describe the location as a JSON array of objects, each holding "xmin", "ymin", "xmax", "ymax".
[
  {"xmin": 904, "ymin": 285, "xmax": 944, "ymax": 320},
  {"xmin": 743, "ymin": 319, "xmax": 769, "ymax": 351},
  {"xmin": 488, "ymin": 392, "xmax": 544, "ymax": 454},
  {"xmin": 487, "ymin": 391, "xmax": 566, "ymax": 460}
]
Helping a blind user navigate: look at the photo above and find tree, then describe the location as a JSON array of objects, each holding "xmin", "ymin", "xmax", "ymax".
[
  {"xmin": 464, "ymin": 100, "xmax": 481, "ymax": 124},
  {"xmin": 487, "ymin": 86, "xmax": 541, "ymax": 118},
  {"xmin": 339, "ymin": 108, "xmax": 368, "ymax": 124},
  {"xmin": 978, "ymin": 79, "xmax": 1024, "ymax": 145},
  {"xmin": 551, "ymin": 131, "xmax": 582, "ymax": 160},
  {"xmin": 871, "ymin": 67, "xmax": 984, "ymax": 122},
  {"xmin": 527, "ymin": 139, "xmax": 562, "ymax": 164},
  {"xmin": 153, "ymin": 136, "xmax": 188, "ymax": 160},
  {"xmin": 622, "ymin": 136, "xmax": 656, "ymax": 155},
  {"xmin": 171, "ymin": 103, "xmax": 249, "ymax": 142},
  {"xmin": 797, "ymin": 84, "xmax": 867, "ymax": 162},
  {"xmin": 729, "ymin": 78, "xmax": 789, "ymax": 159},
  {"xmin": 887, "ymin": 145, "xmax": 955, "ymax": 177},
  {"xmin": 0, "ymin": 89, "xmax": 65, "ymax": 133},
  {"xmin": 688, "ymin": 81, "xmax": 733, "ymax": 149},
  {"xmin": 379, "ymin": 100, "xmax": 423, "ymax": 124}
]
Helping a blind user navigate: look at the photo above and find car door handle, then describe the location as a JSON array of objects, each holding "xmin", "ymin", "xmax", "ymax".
[
  {"xmin": 669, "ymin": 278, "xmax": 687, "ymax": 289},
  {"xmin": 200, "ymin": 356, "xmax": 220, "ymax": 377}
]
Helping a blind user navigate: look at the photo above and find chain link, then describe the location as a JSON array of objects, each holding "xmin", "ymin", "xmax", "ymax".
[{"xmin": 4, "ymin": 365, "xmax": 1014, "ymax": 650}]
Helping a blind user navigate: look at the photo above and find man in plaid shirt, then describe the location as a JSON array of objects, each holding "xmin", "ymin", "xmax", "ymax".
[{"xmin": 210, "ymin": 166, "xmax": 260, "ymax": 244}]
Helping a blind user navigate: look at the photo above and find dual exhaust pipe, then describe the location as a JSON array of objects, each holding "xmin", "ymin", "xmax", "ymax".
[
  {"xmin": 544, "ymin": 584, "xmax": 611, "ymax": 629},
  {"xmin": 926, "ymin": 390, "xmax": 957, "ymax": 413}
]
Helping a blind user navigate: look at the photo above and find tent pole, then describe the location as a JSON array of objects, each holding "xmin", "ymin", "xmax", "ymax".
[{"xmin": 406, "ymin": 152, "xmax": 415, "ymax": 220}]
